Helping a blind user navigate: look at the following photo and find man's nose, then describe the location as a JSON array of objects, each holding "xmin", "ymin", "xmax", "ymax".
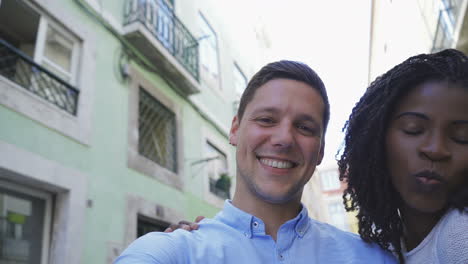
[
  {"xmin": 419, "ymin": 131, "xmax": 451, "ymax": 162},
  {"xmin": 270, "ymin": 123, "xmax": 294, "ymax": 148}
]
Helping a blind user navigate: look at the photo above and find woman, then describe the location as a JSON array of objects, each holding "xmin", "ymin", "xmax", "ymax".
[{"xmin": 338, "ymin": 49, "xmax": 468, "ymax": 263}]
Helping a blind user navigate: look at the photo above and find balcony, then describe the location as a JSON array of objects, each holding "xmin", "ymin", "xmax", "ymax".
[
  {"xmin": 0, "ymin": 39, "xmax": 79, "ymax": 115},
  {"xmin": 123, "ymin": 0, "xmax": 200, "ymax": 95}
]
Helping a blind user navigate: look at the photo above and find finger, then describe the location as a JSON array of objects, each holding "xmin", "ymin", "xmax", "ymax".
[
  {"xmin": 178, "ymin": 220, "xmax": 193, "ymax": 226},
  {"xmin": 181, "ymin": 224, "xmax": 191, "ymax": 231},
  {"xmin": 164, "ymin": 227, "xmax": 173, "ymax": 233},
  {"xmin": 167, "ymin": 224, "xmax": 179, "ymax": 231},
  {"xmin": 189, "ymin": 223, "xmax": 199, "ymax": 230},
  {"xmin": 195, "ymin": 216, "xmax": 205, "ymax": 223}
]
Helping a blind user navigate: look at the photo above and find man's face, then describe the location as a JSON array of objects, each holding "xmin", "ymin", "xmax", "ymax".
[{"xmin": 230, "ymin": 78, "xmax": 325, "ymax": 204}]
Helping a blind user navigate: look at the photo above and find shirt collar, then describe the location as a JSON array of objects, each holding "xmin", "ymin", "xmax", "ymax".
[{"xmin": 215, "ymin": 200, "xmax": 310, "ymax": 239}]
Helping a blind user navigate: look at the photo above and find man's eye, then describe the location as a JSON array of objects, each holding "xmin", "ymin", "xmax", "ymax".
[
  {"xmin": 255, "ymin": 117, "xmax": 274, "ymax": 125},
  {"xmin": 297, "ymin": 124, "xmax": 317, "ymax": 135}
]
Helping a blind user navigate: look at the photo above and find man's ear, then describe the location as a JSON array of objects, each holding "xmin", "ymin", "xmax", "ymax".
[
  {"xmin": 317, "ymin": 140, "xmax": 325, "ymax": 166},
  {"xmin": 229, "ymin": 116, "xmax": 240, "ymax": 146}
]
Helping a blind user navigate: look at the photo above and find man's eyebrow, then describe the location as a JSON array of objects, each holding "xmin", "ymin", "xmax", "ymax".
[
  {"xmin": 250, "ymin": 107, "xmax": 279, "ymax": 115},
  {"xmin": 395, "ymin": 112, "xmax": 429, "ymax": 120}
]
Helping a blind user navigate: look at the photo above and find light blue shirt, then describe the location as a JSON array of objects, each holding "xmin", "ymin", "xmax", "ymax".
[{"xmin": 115, "ymin": 201, "xmax": 397, "ymax": 263}]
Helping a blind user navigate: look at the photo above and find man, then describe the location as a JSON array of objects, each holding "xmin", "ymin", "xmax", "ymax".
[{"xmin": 115, "ymin": 61, "xmax": 396, "ymax": 263}]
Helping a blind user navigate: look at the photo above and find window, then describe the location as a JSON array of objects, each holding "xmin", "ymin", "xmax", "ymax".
[
  {"xmin": 138, "ymin": 87, "xmax": 177, "ymax": 172},
  {"xmin": 0, "ymin": 0, "xmax": 81, "ymax": 114},
  {"xmin": 198, "ymin": 13, "xmax": 219, "ymax": 85},
  {"xmin": 0, "ymin": 181, "xmax": 52, "ymax": 264},
  {"xmin": 123, "ymin": 195, "xmax": 183, "ymax": 247},
  {"xmin": 233, "ymin": 63, "xmax": 247, "ymax": 99},
  {"xmin": 232, "ymin": 63, "xmax": 247, "ymax": 113},
  {"xmin": 38, "ymin": 20, "xmax": 80, "ymax": 84},
  {"xmin": 432, "ymin": 0, "xmax": 463, "ymax": 52},
  {"xmin": 137, "ymin": 215, "xmax": 170, "ymax": 238},
  {"xmin": 320, "ymin": 169, "xmax": 340, "ymax": 191},
  {"xmin": 127, "ymin": 67, "xmax": 182, "ymax": 189},
  {"xmin": 166, "ymin": 0, "xmax": 175, "ymax": 7},
  {"xmin": 205, "ymin": 141, "xmax": 229, "ymax": 199},
  {"xmin": 328, "ymin": 201, "xmax": 348, "ymax": 231}
]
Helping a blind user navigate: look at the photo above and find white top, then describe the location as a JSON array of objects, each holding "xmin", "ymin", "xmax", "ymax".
[{"xmin": 404, "ymin": 209, "xmax": 468, "ymax": 264}]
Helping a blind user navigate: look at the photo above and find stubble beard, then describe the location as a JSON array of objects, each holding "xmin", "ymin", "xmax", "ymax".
[{"xmin": 237, "ymin": 163, "xmax": 305, "ymax": 205}]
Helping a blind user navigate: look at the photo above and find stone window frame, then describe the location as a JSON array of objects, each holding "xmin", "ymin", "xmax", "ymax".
[
  {"xmin": 201, "ymin": 127, "xmax": 233, "ymax": 208},
  {"xmin": 107, "ymin": 194, "xmax": 183, "ymax": 263},
  {"xmin": 127, "ymin": 66, "xmax": 184, "ymax": 190},
  {"xmin": 122, "ymin": 194, "xmax": 184, "ymax": 247},
  {"xmin": 0, "ymin": 0, "xmax": 96, "ymax": 145},
  {"xmin": 0, "ymin": 180, "xmax": 53, "ymax": 264},
  {"xmin": 0, "ymin": 141, "xmax": 87, "ymax": 264}
]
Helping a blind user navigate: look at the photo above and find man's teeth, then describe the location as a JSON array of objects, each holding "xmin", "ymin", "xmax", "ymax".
[{"xmin": 259, "ymin": 158, "xmax": 294, "ymax": 169}]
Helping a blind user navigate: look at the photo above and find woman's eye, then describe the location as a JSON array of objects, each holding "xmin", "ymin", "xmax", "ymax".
[
  {"xmin": 402, "ymin": 129, "xmax": 422, "ymax": 135},
  {"xmin": 451, "ymin": 125, "xmax": 468, "ymax": 144},
  {"xmin": 400, "ymin": 122, "xmax": 424, "ymax": 135},
  {"xmin": 452, "ymin": 137, "xmax": 468, "ymax": 144}
]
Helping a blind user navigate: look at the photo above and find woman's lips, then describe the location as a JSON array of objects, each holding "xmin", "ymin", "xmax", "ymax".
[
  {"xmin": 413, "ymin": 170, "xmax": 445, "ymax": 183},
  {"xmin": 412, "ymin": 170, "xmax": 446, "ymax": 192},
  {"xmin": 416, "ymin": 177, "xmax": 442, "ymax": 185}
]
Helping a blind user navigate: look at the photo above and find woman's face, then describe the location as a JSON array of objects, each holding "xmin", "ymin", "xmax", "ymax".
[{"xmin": 385, "ymin": 80, "xmax": 468, "ymax": 213}]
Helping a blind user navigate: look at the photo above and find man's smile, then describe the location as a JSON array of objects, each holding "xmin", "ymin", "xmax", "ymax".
[{"xmin": 257, "ymin": 156, "xmax": 298, "ymax": 169}]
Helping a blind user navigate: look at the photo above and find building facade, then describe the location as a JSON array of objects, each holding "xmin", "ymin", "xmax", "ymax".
[
  {"xmin": 301, "ymin": 166, "xmax": 359, "ymax": 234},
  {"xmin": 368, "ymin": 0, "xmax": 468, "ymax": 81},
  {"xmin": 0, "ymin": 0, "xmax": 270, "ymax": 263}
]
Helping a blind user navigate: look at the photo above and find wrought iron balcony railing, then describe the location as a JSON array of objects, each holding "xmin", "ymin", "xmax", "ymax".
[
  {"xmin": 0, "ymin": 39, "xmax": 79, "ymax": 115},
  {"xmin": 124, "ymin": 0, "xmax": 199, "ymax": 81}
]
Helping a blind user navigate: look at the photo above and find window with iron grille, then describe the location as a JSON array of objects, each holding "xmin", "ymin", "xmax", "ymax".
[{"xmin": 138, "ymin": 87, "xmax": 177, "ymax": 172}]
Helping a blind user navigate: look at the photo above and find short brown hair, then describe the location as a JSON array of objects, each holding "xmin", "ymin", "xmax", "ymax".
[{"xmin": 237, "ymin": 60, "xmax": 330, "ymax": 133}]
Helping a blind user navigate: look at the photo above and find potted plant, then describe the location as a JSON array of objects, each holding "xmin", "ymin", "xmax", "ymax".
[{"xmin": 215, "ymin": 173, "xmax": 231, "ymax": 199}]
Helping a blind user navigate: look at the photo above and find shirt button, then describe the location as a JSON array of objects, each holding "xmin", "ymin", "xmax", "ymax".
[
  {"xmin": 278, "ymin": 254, "xmax": 284, "ymax": 261},
  {"xmin": 252, "ymin": 221, "xmax": 259, "ymax": 228}
]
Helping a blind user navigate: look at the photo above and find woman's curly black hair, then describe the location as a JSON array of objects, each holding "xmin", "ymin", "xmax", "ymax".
[{"xmin": 338, "ymin": 49, "xmax": 468, "ymax": 262}]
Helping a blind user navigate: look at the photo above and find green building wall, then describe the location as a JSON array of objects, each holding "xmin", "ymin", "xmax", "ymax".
[{"xmin": 0, "ymin": 0, "xmax": 266, "ymax": 263}]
